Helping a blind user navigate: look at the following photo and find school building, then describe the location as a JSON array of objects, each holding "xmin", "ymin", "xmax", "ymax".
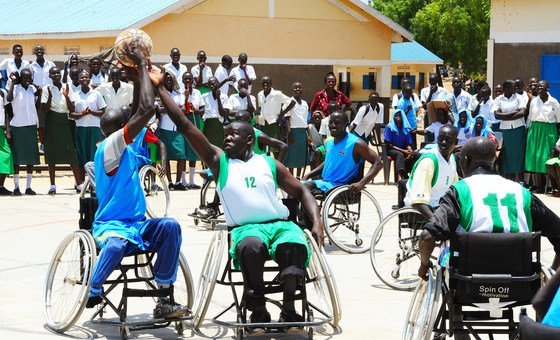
[
  {"xmin": 0, "ymin": 0, "xmax": 440, "ymax": 115},
  {"xmin": 488, "ymin": 0, "xmax": 560, "ymax": 98}
]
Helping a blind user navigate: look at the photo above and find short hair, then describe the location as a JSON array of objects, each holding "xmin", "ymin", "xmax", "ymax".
[
  {"xmin": 235, "ymin": 110, "xmax": 252, "ymax": 123},
  {"xmin": 229, "ymin": 120, "xmax": 255, "ymax": 141},
  {"xmin": 461, "ymin": 137, "xmax": 496, "ymax": 167},
  {"xmin": 502, "ymin": 79, "xmax": 515, "ymax": 89},
  {"xmin": 221, "ymin": 55, "xmax": 232, "ymax": 64},
  {"xmin": 439, "ymin": 124, "xmax": 458, "ymax": 137},
  {"xmin": 331, "ymin": 110, "xmax": 348, "ymax": 123},
  {"xmin": 324, "ymin": 71, "xmax": 336, "ymax": 83},
  {"xmin": 12, "ymin": 44, "xmax": 22, "ymax": 51},
  {"xmin": 89, "ymin": 56, "xmax": 101, "ymax": 64}
]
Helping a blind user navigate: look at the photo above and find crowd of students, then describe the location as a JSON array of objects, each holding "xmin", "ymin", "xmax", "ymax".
[{"xmin": 0, "ymin": 43, "xmax": 558, "ymax": 197}]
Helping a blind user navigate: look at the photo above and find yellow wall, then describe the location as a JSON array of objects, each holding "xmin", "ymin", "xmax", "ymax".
[
  {"xmin": 334, "ymin": 66, "xmax": 381, "ymax": 101},
  {"xmin": 0, "ymin": 38, "xmax": 114, "ymax": 57},
  {"xmin": 389, "ymin": 63, "xmax": 436, "ymax": 97}
]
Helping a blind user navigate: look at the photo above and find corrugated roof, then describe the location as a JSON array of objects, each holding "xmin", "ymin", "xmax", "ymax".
[
  {"xmin": 0, "ymin": 0, "xmax": 181, "ymax": 35},
  {"xmin": 391, "ymin": 41, "xmax": 443, "ymax": 64}
]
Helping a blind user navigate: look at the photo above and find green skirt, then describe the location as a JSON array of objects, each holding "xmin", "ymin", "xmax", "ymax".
[
  {"xmin": 501, "ymin": 126, "xmax": 526, "ymax": 174},
  {"xmin": 76, "ymin": 126, "xmax": 104, "ymax": 166},
  {"xmin": 284, "ymin": 128, "xmax": 308, "ymax": 168},
  {"xmin": 229, "ymin": 220, "xmax": 311, "ymax": 270},
  {"xmin": 203, "ymin": 118, "xmax": 224, "ymax": 148},
  {"xmin": 0, "ymin": 127, "xmax": 14, "ymax": 174},
  {"xmin": 198, "ymin": 86, "xmax": 210, "ymax": 94},
  {"xmin": 261, "ymin": 122, "xmax": 281, "ymax": 153},
  {"xmin": 525, "ymin": 121, "xmax": 558, "ymax": 173},
  {"xmin": 10, "ymin": 125, "xmax": 39, "ymax": 166},
  {"xmin": 44, "ymin": 111, "xmax": 78, "ymax": 164},
  {"xmin": 159, "ymin": 129, "xmax": 187, "ymax": 160},
  {"xmin": 185, "ymin": 114, "xmax": 202, "ymax": 161}
]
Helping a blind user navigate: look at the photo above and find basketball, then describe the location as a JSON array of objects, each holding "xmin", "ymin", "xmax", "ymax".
[{"xmin": 114, "ymin": 28, "xmax": 153, "ymax": 67}]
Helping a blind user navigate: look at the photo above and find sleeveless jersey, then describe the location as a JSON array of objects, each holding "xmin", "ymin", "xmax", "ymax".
[
  {"xmin": 453, "ymin": 174, "xmax": 532, "ymax": 233},
  {"xmin": 216, "ymin": 152, "xmax": 289, "ymax": 226},
  {"xmin": 253, "ymin": 128, "xmax": 266, "ymax": 155},
  {"xmin": 405, "ymin": 149, "xmax": 457, "ymax": 207},
  {"xmin": 92, "ymin": 139, "xmax": 147, "ymax": 248},
  {"xmin": 130, "ymin": 127, "xmax": 151, "ymax": 166},
  {"xmin": 321, "ymin": 133, "xmax": 363, "ymax": 188}
]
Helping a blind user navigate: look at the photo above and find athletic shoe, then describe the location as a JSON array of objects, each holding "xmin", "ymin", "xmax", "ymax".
[
  {"xmin": 174, "ymin": 183, "xmax": 188, "ymax": 191},
  {"xmin": 188, "ymin": 183, "xmax": 201, "ymax": 190},
  {"xmin": 168, "ymin": 183, "xmax": 176, "ymax": 191},
  {"xmin": 25, "ymin": 188, "xmax": 37, "ymax": 195},
  {"xmin": 12, "ymin": 188, "xmax": 21, "ymax": 196},
  {"xmin": 153, "ymin": 297, "xmax": 189, "ymax": 319},
  {"xmin": 86, "ymin": 295, "xmax": 103, "ymax": 308},
  {"xmin": 248, "ymin": 307, "xmax": 271, "ymax": 336},
  {"xmin": 0, "ymin": 186, "xmax": 12, "ymax": 196},
  {"xmin": 197, "ymin": 206, "xmax": 218, "ymax": 219},
  {"xmin": 48, "ymin": 188, "xmax": 56, "ymax": 195},
  {"xmin": 278, "ymin": 310, "xmax": 305, "ymax": 333},
  {"xmin": 39, "ymin": 144, "xmax": 45, "ymax": 155}
]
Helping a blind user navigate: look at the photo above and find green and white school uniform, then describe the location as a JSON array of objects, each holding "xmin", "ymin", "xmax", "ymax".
[
  {"xmin": 73, "ymin": 89, "xmax": 106, "ymax": 166},
  {"xmin": 405, "ymin": 149, "xmax": 458, "ymax": 208},
  {"xmin": 0, "ymin": 90, "xmax": 13, "ymax": 174},
  {"xmin": 158, "ymin": 90, "xmax": 188, "ymax": 160},
  {"xmin": 285, "ymin": 98, "xmax": 309, "ymax": 168},
  {"xmin": 9, "ymin": 84, "xmax": 39, "ymax": 166},
  {"xmin": 525, "ymin": 95, "xmax": 560, "ymax": 173},
  {"xmin": 453, "ymin": 174, "xmax": 532, "ymax": 233},
  {"xmin": 216, "ymin": 152, "xmax": 310, "ymax": 268}
]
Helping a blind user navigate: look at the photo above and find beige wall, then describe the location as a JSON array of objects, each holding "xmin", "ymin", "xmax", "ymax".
[
  {"xmin": 389, "ymin": 63, "xmax": 436, "ymax": 97},
  {"xmin": 0, "ymin": 38, "xmax": 114, "ymax": 58}
]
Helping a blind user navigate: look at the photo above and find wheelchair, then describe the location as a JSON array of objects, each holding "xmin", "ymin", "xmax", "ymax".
[
  {"xmin": 191, "ymin": 228, "xmax": 341, "ymax": 339},
  {"xmin": 312, "ymin": 175, "xmax": 384, "ymax": 254},
  {"xmin": 403, "ymin": 232, "xmax": 552, "ymax": 340},
  {"xmin": 83, "ymin": 164, "xmax": 170, "ymax": 218},
  {"xmin": 43, "ymin": 178, "xmax": 193, "ymax": 339},
  {"xmin": 187, "ymin": 172, "xmax": 226, "ymax": 229},
  {"xmin": 370, "ymin": 206, "xmax": 428, "ymax": 290}
]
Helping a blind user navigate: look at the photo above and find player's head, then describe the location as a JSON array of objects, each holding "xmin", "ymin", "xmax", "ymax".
[
  {"xmin": 100, "ymin": 105, "xmax": 132, "ymax": 138},
  {"xmin": 329, "ymin": 110, "xmax": 349, "ymax": 138},
  {"xmin": 459, "ymin": 137, "xmax": 496, "ymax": 177},
  {"xmin": 223, "ymin": 120, "xmax": 255, "ymax": 159},
  {"xmin": 235, "ymin": 110, "xmax": 253, "ymax": 123},
  {"xmin": 437, "ymin": 124, "xmax": 458, "ymax": 158}
]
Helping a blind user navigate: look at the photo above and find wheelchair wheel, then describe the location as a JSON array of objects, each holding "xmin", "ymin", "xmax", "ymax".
[
  {"xmin": 304, "ymin": 230, "xmax": 342, "ymax": 327},
  {"xmin": 321, "ymin": 185, "xmax": 383, "ymax": 254},
  {"xmin": 402, "ymin": 267, "xmax": 441, "ymax": 340},
  {"xmin": 139, "ymin": 165, "xmax": 170, "ymax": 218},
  {"xmin": 44, "ymin": 230, "xmax": 97, "ymax": 332},
  {"xmin": 192, "ymin": 230, "xmax": 227, "ymax": 330},
  {"xmin": 79, "ymin": 176, "xmax": 92, "ymax": 199},
  {"xmin": 370, "ymin": 207, "xmax": 426, "ymax": 290}
]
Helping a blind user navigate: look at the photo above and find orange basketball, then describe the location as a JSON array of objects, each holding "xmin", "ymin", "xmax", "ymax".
[{"xmin": 114, "ymin": 28, "xmax": 153, "ymax": 67}]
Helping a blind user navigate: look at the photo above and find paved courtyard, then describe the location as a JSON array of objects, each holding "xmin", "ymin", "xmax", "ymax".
[{"xmin": 0, "ymin": 171, "xmax": 557, "ymax": 339}]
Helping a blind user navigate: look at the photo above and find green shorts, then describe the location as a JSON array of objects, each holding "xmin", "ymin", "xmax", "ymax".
[{"xmin": 229, "ymin": 220, "xmax": 311, "ymax": 269}]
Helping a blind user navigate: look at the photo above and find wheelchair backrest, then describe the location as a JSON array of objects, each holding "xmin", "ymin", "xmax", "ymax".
[
  {"xmin": 449, "ymin": 231, "xmax": 541, "ymax": 306},
  {"xmin": 79, "ymin": 196, "xmax": 98, "ymax": 232}
]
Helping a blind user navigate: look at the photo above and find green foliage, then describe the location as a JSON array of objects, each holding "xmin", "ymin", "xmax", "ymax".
[{"xmin": 373, "ymin": 0, "xmax": 490, "ymax": 77}]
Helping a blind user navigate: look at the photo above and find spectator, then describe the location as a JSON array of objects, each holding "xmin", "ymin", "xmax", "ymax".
[
  {"xmin": 310, "ymin": 72, "xmax": 351, "ymax": 115},
  {"xmin": 384, "ymin": 109, "xmax": 414, "ymax": 181}
]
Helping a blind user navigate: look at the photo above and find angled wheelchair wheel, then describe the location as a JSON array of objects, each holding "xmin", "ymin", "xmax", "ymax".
[
  {"xmin": 79, "ymin": 176, "xmax": 92, "ymax": 199},
  {"xmin": 321, "ymin": 185, "xmax": 383, "ymax": 254},
  {"xmin": 304, "ymin": 230, "xmax": 342, "ymax": 327},
  {"xmin": 192, "ymin": 230, "xmax": 227, "ymax": 330},
  {"xmin": 44, "ymin": 230, "xmax": 97, "ymax": 332},
  {"xmin": 140, "ymin": 165, "xmax": 170, "ymax": 218},
  {"xmin": 370, "ymin": 207, "xmax": 427, "ymax": 291},
  {"xmin": 402, "ymin": 267, "xmax": 441, "ymax": 340}
]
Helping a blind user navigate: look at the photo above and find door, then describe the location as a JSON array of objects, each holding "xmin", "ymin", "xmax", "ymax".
[{"xmin": 541, "ymin": 54, "xmax": 560, "ymax": 99}]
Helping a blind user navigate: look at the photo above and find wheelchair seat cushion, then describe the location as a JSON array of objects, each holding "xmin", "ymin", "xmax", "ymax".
[{"xmin": 449, "ymin": 232, "xmax": 541, "ymax": 305}]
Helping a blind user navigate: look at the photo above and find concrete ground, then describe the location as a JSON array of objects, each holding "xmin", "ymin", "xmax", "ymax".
[{"xmin": 0, "ymin": 170, "xmax": 558, "ymax": 339}]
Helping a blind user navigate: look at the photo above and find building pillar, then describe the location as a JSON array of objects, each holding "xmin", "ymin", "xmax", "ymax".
[
  {"xmin": 487, "ymin": 39, "xmax": 495, "ymax": 88},
  {"xmin": 377, "ymin": 63, "xmax": 391, "ymax": 98}
]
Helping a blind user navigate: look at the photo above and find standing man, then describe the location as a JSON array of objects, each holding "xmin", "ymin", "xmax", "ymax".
[
  {"xmin": 450, "ymin": 76, "xmax": 472, "ymax": 115},
  {"xmin": 215, "ymin": 54, "xmax": 235, "ymax": 95},
  {"xmin": 420, "ymin": 73, "xmax": 449, "ymax": 108},
  {"xmin": 31, "ymin": 45, "xmax": 56, "ymax": 155},
  {"xmin": 7, "ymin": 69, "xmax": 41, "ymax": 195},
  {"xmin": 191, "ymin": 50, "xmax": 213, "ymax": 94},
  {"xmin": 95, "ymin": 67, "xmax": 133, "ymax": 112},
  {"xmin": 230, "ymin": 53, "xmax": 257, "ymax": 94},
  {"xmin": 163, "ymin": 48, "xmax": 188, "ymax": 92},
  {"xmin": 0, "ymin": 44, "xmax": 30, "ymax": 89},
  {"xmin": 257, "ymin": 76, "xmax": 294, "ymax": 152},
  {"xmin": 349, "ymin": 91, "xmax": 383, "ymax": 144},
  {"xmin": 225, "ymin": 78, "xmax": 256, "ymax": 119}
]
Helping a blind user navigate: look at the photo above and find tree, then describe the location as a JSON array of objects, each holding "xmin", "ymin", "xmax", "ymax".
[
  {"xmin": 373, "ymin": 0, "xmax": 431, "ymax": 32},
  {"xmin": 373, "ymin": 0, "xmax": 490, "ymax": 77}
]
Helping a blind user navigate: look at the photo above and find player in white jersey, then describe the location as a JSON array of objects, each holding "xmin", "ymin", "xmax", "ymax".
[
  {"xmin": 404, "ymin": 124, "xmax": 459, "ymax": 218},
  {"xmin": 418, "ymin": 137, "xmax": 560, "ymax": 281},
  {"xmin": 155, "ymin": 77, "xmax": 324, "ymax": 331}
]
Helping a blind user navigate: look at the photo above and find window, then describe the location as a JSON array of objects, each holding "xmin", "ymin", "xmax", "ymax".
[
  {"xmin": 362, "ymin": 71, "xmax": 377, "ymax": 90},
  {"xmin": 64, "ymin": 46, "xmax": 80, "ymax": 55},
  {"xmin": 391, "ymin": 72, "xmax": 416, "ymax": 89},
  {"xmin": 338, "ymin": 71, "xmax": 350, "ymax": 97},
  {"xmin": 419, "ymin": 73, "xmax": 426, "ymax": 90},
  {"xmin": 0, "ymin": 47, "xmax": 9, "ymax": 55}
]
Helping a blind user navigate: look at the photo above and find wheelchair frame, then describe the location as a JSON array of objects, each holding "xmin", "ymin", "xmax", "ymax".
[
  {"xmin": 192, "ymin": 229, "xmax": 340, "ymax": 339},
  {"xmin": 187, "ymin": 176, "xmax": 226, "ymax": 229}
]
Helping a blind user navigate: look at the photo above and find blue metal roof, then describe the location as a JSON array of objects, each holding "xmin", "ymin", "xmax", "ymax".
[
  {"xmin": 0, "ymin": 0, "xmax": 181, "ymax": 35},
  {"xmin": 391, "ymin": 41, "xmax": 443, "ymax": 64}
]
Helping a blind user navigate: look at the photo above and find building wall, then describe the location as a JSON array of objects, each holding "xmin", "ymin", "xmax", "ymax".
[
  {"xmin": 388, "ymin": 63, "xmax": 436, "ymax": 98},
  {"xmin": 0, "ymin": 37, "xmax": 113, "ymax": 57}
]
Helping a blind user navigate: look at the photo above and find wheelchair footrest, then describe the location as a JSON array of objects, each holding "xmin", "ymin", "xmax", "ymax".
[{"xmin": 123, "ymin": 287, "xmax": 171, "ymax": 298}]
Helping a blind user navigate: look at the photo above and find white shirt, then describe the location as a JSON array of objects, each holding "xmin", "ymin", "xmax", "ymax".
[
  {"xmin": 10, "ymin": 84, "xmax": 38, "ymax": 127},
  {"xmin": 257, "ymin": 88, "xmax": 292, "ymax": 125},
  {"xmin": 95, "ymin": 81, "xmax": 133, "ymax": 111},
  {"xmin": 225, "ymin": 93, "xmax": 256, "ymax": 114},
  {"xmin": 319, "ymin": 116, "xmax": 331, "ymax": 138},
  {"xmin": 426, "ymin": 121, "xmax": 444, "ymax": 140},
  {"xmin": 191, "ymin": 64, "xmax": 213, "ymax": 85},
  {"xmin": 41, "ymin": 84, "xmax": 71, "ymax": 114},
  {"xmin": 159, "ymin": 90, "xmax": 185, "ymax": 131},
  {"xmin": 351, "ymin": 103, "xmax": 384, "ymax": 137},
  {"xmin": 201, "ymin": 92, "xmax": 228, "ymax": 122},
  {"xmin": 491, "ymin": 93, "xmax": 526, "ymax": 130},
  {"xmin": 0, "ymin": 58, "xmax": 30, "ymax": 88},
  {"xmin": 286, "ymin": 98, "xmax": 309, "ymax": 128},
  {"xmin": 451, "ymin": 89, "xmax": 472, "ymax": 113},
  {"xmin": 527, "ymin": 95, "xmax": 560, "ymax": 125},
  {"xmin": 30, "ymin": 59, "xmax": 56, "ymax": 87},
  {"xmin": 73, "ymin": 89, "xmax": 106, "ymax": 127},
  {"xmin": 518, "ymin": 91, "xmax": 530, "ymax": 107},
  {"xmin": 90, "ymin": 72, "xmax": 107, "ymax": 87},
  {"xmin": 469, "ymin": 97, "xmax": 497, "ymax": 124},
  {"xmin": 230, "ymin": 65, "xmax": 257, "ymax": 93},
  {"xmin": 392, "ymin": 92, "xmax": 421, "ymax": 108},
  {"xmin": 420, "ymin": 86, "xmax": 449, "ymax": 103},
  {"xmin": 214, "ymin": 65, "xmax": 232, "ymax": 95},
  {"xmin": 163, "ymin": 62, "xmax": 188, "ymax": 92},
  {"xmin": 186, "ymin": 87, "xmax": 203, "ymax": 110},
  {"xmin": 69, "ymin": 82, "xmax": 81, "ymax": 94},
  {"xmin": 0, "ymin": 90, "xmax": 6, "ymax": 126}
]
